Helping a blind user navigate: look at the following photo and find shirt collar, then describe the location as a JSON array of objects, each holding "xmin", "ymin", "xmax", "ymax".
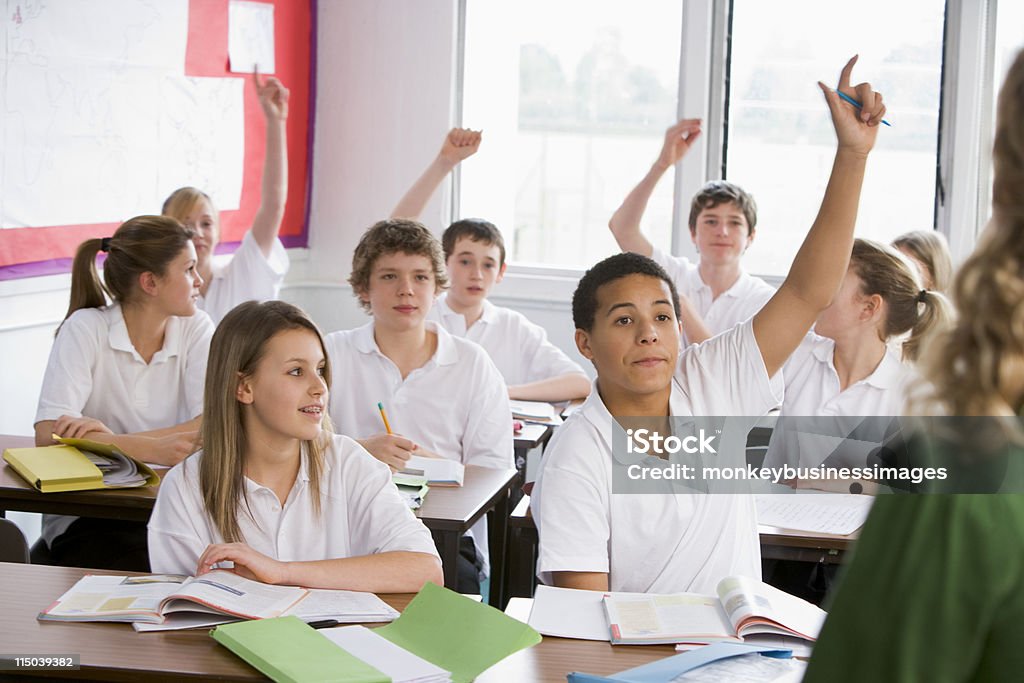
[
  {"xmin": 580, "ymin": 378, "xmax": 685, "ymax": 451},
  {"xmin": 811, "ymin": 337, "xmax": 904, "ymax": 390},
  {"xmin": 436, "ymin": 293, "xmax": 497, "ymax": 327},
  {"xmin": 105, "ymin": 303, "xmax": 182, "ymax": 364},
  {"xmin": 692, "ymin": 268, "xmax": 753, "ymax": 299},
  {"xmin": 353, "ymin": 319, "xmax": 459, "ymax": 366}
]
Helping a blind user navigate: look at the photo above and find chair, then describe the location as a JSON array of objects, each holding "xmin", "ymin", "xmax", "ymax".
[{"xmin": 0, "ymin": 518, "xmax": 30, "ymax": 563}]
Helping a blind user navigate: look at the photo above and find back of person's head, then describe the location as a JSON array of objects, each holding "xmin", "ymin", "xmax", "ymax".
[
  {"xmin": 442, "ymin": 218, "xmax": 507, "ymax": 266},
  {"xmin": 62, "ymin": 215, "xmax": 194, "ymax": 331},
  {"xmin": 849, "ymin": 238, "xmax": 954, "ymax": 361},
  {"xmin": 572, "ymin": 252, "xmax": 681, "ymax": 331},
  {"xmin": 917, "ymin": 50, "xmax": 1024, "ymax": 415},
  {"xmin": 892, "ymin": 230, "xmax": 954, "ymax": 293},
  {"xmin": 348, "ymin": 218, "xmax": 449, "ymax": 313},
  {"xmin": 201, "ymin": 300, "xmax": 333, "ymax": 543},
  {"xmin": 688, "ymin": 181, "xmax": 758, "ymax": 235},
  {"xmin": 161, "ymin": 186, "xmax": 216, "ymax": 223}
]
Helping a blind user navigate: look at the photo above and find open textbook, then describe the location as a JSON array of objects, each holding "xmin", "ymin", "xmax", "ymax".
[
  {"xmin": 400, "ymin": 455, "xmax": 464, "ymax": 487},
  {"xmin": 529, "ymin": 577, "xmax": 824, "ymax": 646},
  {"xmin": 38, "ymin": 571, "xmax": 398, "ymax": 631}
]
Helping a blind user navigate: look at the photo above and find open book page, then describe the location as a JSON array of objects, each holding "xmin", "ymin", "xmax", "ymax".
[
  {"xmin": 289, "ymin": 589, "xmax": 399, "ymax": 622},
  {"xmin": 160, "ymin": 570, "xmax": 307, "ymax": 620},
  {"xmin": 716, "ymin": 576, "xmax": 826, "ymax": 641},
  {"xmin": 756, "ymin": 493, "xmax": 873, "ymax": 535},
  {"xmin": 402, "ymin": 455, "xmax": 464, "ymax": 487},
  {"xmin": 40, "ymin": 574, "xmax": 188, "ymax": 623},
  {"xmin": 602, "ymin": 593, "xmax": 737, "ymax": 645},
  {"xmin": 320, "ymin": 625, "xmax": 450, "ymax": 683}
]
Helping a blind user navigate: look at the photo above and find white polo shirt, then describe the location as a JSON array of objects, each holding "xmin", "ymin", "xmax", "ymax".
[
  {"xmin": 323, "ymin": 321, "xmax": 513, "ymax": 470},
  {"xmin": 762, "ymin": 333, "xmax": 914, "ymax": 469},
  {"xmin": 427, "ymin": 294, "xmax": 585, "ymax": 387},
  {"xmin": 34, "ymin": 304, "xmax": 213, "ymax": 544},
  {"xmin": 650, "ymin": 246, "xmax": 775, "ymax": 345},
  {"xmin": 199, "ymin": 231, "xmax": 289, "ymax": 324},
  {"xmin": 147, "ymin": 434, "xmax": 440, "ymax": 576},
  {"xmin": 532, "ymin": 319, "xmax": 782, "ymax": 594}
]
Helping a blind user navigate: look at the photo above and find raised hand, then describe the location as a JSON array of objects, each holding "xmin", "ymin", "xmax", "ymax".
[
  {"xmin": 255, "ymin": 70, "xmax": 289, "ymax": 121},
  {"xmin": 439, "ymin": 127, "xmax": 482, "ymax": 165},
  {"xmin": 819, "ymin": 55, "xmax": 885, "ymax": 156},
  {"xmin": 655, "ymin": 118, "xmax": 702, "ymax": 171}
]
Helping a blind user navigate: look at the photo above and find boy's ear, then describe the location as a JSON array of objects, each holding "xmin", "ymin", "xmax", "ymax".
[
  {"xmin": 236, "ymin": 372, "xmax": 254, "ymax": 405},
  {"xmin": 496, "ymin": 262, "xmax": 507, "ymax": 283},
  {"xmin": 138, "ymin": 271, "xmax": 159, "ymax": 297},
  {"xmin": 575, "ymin": 328, "xmax": 595, "ymax": 361}
]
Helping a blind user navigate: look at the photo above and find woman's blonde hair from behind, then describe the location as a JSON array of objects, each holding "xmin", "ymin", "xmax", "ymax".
[
  {"xmin": 200, "ymin": 300, "xmax": 333, "ymax": 543},
  {"xmin": 917, "ymin": 49, "xmax": 1024, "ymax": 416}
]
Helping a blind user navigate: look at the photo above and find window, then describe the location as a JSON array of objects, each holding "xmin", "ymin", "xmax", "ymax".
[
  {"xmin": 724, "ymin": 0, "xmax": 946, "ymax": 277},
  {"xmin": 459, "ymin": 0, "xmax": 682, "ymax": 269}
]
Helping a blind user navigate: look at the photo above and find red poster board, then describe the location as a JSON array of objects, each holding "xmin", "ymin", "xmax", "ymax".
[{"xmin": 0, "ymin": 0, "xmax": 314, "ymax": 279}]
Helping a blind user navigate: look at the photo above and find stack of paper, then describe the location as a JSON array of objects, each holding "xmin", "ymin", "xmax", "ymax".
[
  {"xmin": 82, "ymin": 449, "xmax": 150, "ymax": 487},
  {"xmin": 401, "ymin": 456, "xmax": 464, "ymax": 487},
  {"xmin": 510, "ymin": 400, "xmax": 563, "ymax": 426},
  {"xmin": 755, "ymin": 493, "xmax": 873, "ymax": 535},
  {"xmin": 393, "ymin": 473, "xmax": 430, "ymax": 509}
]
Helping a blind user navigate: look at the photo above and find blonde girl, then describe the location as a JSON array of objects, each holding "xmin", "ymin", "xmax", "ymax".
[
  {"xmin": 148, "ymin": 301, "xmax": 442, "ymax": 592},
  {"xmin": 892, "ymin": 229, "xmax": 953, "ymax": 293},
  {"xmin": 162, "ymin": 72, "xmax": 291, "ymax": 324}
]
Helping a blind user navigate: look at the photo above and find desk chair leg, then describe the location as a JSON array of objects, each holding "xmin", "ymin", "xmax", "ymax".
[
  {"xmin": 431, "ymin": 530, "xmax": 461, "ymax": 591},
  {"xmin": 486, "ymin": 484, "xmax": 512, "ymax": 609}
]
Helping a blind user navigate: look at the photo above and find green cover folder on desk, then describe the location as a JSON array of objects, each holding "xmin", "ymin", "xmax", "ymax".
[{"xmin": 212, "ymin": 616, "xmax": 389, "ymax": 682}]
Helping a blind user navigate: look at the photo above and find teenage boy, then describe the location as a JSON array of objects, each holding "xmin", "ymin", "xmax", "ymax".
[
  {"xmin": 392, "ymin": 128, "xmax": 591, "ymax": 401},
  {"xmin": 323, "ymin": 218, "xmax": 513, "ymax": 592},
  {"xmin": 532, "ymin": 58, "xmax": 886, "ymax": 594},
  {"xmin": 609, "ymin": 120, "xmax": 775, "ymax": 345}
]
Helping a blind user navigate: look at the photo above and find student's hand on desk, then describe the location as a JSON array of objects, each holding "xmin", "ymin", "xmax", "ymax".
[
  {"xmin": 53, "ymin": 415, "xmax": 114, "ymax": 439},
  {"xmin": 255, "ymin": 70, "xmax": 289, "ymax": 121},
  {"xmin": 439, "ymin": 127, "xmax": 482, "ymax": 166},
  {"xmin": 356, "ymin": 433, "xmax": 418, "ymax": 472},
  {"xmin": 819, "ymin": 55, "xmax": 885, "ymax": 156},
  {"xmin": 655, "ymin": 118, "xmax": 702, "ymax": 171},
  {"xmin": 197, "ymin": 543, "xmax": 290, "ymax": 585}
]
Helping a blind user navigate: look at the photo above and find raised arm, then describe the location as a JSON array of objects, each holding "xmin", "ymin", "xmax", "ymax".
[
  {"xmin": 250, "ymin": 71, "xmax": 290, "ymax": 257},
  {"xmin": 608, "ymin": 118, "xmax": 702, "ymax": 256},
  {"xmin": 391, "ymin": 128, "xmax": 482, "ymax": 219},
  {"xmin": 753, "ymin": 56, "xmax": 884, "ymax": 377}
]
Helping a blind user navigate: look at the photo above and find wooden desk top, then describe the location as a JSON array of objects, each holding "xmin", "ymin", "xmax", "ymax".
[
  {"xmin": 416, "ymin": 466, "xmax": 518, "ymax": 532},
  {"xmin": 0, "ymin": 562, "xmax": 674, "ymax": 682},
  {"xmin": 2, "ymin": 436, "xmax": 517, "ymax": 534}
]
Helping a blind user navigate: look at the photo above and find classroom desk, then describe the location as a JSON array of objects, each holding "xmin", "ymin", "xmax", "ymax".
[
  {"xmin": 415, "ymin": 465, "xmax": 519, "ymax": 608},
  {"xmin": 514, "ymin": 423, "xmax": 553, "ymax": 471},
  {"xmin": 505, "ymin": 495, "xmax": 858, "ymax": 598},
  {"xmin": 1, "ymin": 435, "xmax": 518, "ymax": 606},
  {"xmin": 0, "ymin": 562, "xmax": 675, "ymax": 682}
]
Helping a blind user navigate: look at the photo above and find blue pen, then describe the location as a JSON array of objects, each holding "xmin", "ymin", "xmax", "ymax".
[{"xmin": 835, "ymin": 90, "xmax": 892, "ymax": 127}]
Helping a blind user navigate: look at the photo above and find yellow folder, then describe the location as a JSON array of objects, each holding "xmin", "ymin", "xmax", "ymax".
[{"xmin": 2, "ymin": 437, "xmax": 159, "ymax": 493}]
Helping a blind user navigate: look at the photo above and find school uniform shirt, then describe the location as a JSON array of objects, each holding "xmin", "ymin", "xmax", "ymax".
[
  {"xmin": 532, "ymin": 319, "xmax": 783, "ymax": 594},
  {"xmin": 147, "ymin": 434, "xmax": 440, "ymax": 575},
  {"xmin": 323, "ymin": 320, "xmax": 514, "ymax": 575},
  {"xmin": 199, "ymin": 231, "xmax": 289, "ymax": 324},
  {"xmin": 427, "ymin": 293, "xmax": 585, "ymax": 387},
  {"xmin": 650, "ymin": 246, "xmax": 775, "ymax": 345},
  {"xmin": 34, "ymin": 304, "xmax": 213, "ymax": 545},
  {"xmin": 762, "ymin": 334, "xmax": 915, "ymax": 469}
]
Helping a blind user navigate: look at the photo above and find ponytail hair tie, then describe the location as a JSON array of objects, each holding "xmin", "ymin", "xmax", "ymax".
[
  {"xmin": 916, "ymin": 289, "xmax": 928, "ymax": 303},
  {"xmin": 99, "ymin": 237, "xmax": 112, "ymax": 253}
]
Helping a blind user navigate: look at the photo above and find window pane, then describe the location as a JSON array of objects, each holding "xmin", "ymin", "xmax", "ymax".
[
  {"xmin": 726, "ymin": 0, "xmax": 945, "ymax": 277},
  {"xmin": 460, "ymin": 0, "xmax": 682, "ymax": 268}
]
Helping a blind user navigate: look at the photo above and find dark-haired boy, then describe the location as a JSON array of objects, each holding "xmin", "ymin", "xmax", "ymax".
[
  {"xmin": 392, "ymin": 129, "xmax": 590, "ymax": 401},
  {"xmin": 609, "ymin": 119, "xmax": 775, "ymax": 345},
  {"xmin": 532, "ymin": 60, "xmax": 886, "ymax": 593}
]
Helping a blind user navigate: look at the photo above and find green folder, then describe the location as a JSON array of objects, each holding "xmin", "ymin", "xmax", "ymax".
[
  {"xmin": 211, "ymin": 616, "xmax": 389, "ymax": 683},
  {"xmin": 375, "ymin": 582, "xmax": 542, "ymax": 683}
]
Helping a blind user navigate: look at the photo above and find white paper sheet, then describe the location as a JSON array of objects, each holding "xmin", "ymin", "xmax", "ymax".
[
  {"xmin": 228, "ymin": 0, "xmax": 275, "ymax": 74},
  {"xmin": 527, "ymin": 585, "xmax": 610, "ymax": 641},
  {"xmin": 319, "ymin": 625, "xmax": 451, "ymax": 683},
  {"xmin": 756, "ymin": 493, "xmax": 874, "ymax": 535}
]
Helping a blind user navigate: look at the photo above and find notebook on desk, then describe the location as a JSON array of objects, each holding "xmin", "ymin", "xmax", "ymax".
[{"xmin": 3, "ymin": 436, "xmax": 159, "ymax": 493}]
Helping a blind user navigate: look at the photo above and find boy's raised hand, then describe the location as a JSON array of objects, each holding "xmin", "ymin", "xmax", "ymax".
[
  {"xmin": 439, "ymin": 127, "xmax": 482, "ymax": 165},
  {"xmin": 255, "ymin": 70, "xmax": 289, "ymax": 121},
  {"xmin": 819, "ymin": 55, "xmax": 885, "ymax": 156},
  {"xmin": 655, "ymin": 118, "xmax": 702, "ymax": 171}
]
